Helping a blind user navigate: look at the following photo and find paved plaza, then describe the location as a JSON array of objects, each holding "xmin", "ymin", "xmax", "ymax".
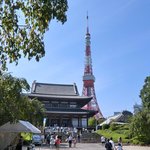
[{"xmin": 23, "ymin": 143, "xmax": 150, "ymax": 150}]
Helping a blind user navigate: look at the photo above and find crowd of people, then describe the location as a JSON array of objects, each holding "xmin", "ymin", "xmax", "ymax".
[
  {"xmin": 101, "ymin": 136, "xmax": 123, "ymax": 150},
  {"xmin": 44, "ymin": 132, "xmax": 124, "ymax": 150},
  {"xmin": 46, "ymin": 134, "xmax": 61, "ymax": 149},
  {"xmin": 13, "ymin": 128, "xmax": 123, "ymax": 150},
  {"xmin": 45, "ymin": 134, "xmax": 123, "ymax": 150},
  {"xmin": 45, "ymin": 133, "xmax": 79, "ymax": 149}
]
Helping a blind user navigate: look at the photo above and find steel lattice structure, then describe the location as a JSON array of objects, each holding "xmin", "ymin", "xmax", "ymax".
[{"xmin": 82, "ymin": 16, "xmax": 103, "ymax": 119}]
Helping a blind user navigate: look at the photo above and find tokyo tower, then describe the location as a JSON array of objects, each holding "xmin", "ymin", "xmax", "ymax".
[{"xmin": 82, "ymin": 16, "xmax": 103, "ymax": 119}]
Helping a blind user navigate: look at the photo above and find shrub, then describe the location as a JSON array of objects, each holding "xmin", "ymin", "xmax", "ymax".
[
  {"xmin": 110, "ymin": 124, "xmax": 118, "ymax": 131},
  {"xmin": 131, "ymin": 137, "xmax": 145, "ymax": 145},
  {"xmin": 102, "ymin": 124, "xmax": 110, "ymax": 130}
]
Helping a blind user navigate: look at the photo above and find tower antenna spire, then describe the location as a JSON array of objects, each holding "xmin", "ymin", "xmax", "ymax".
[{"xmin": 86, "ymin": 11, "xmax": 89, "ymax": 34}]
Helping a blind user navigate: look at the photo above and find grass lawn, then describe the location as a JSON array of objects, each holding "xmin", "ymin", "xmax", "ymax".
[{"xmin": 96, "ymin": 124, "xmax": 131, "ymax": 143}]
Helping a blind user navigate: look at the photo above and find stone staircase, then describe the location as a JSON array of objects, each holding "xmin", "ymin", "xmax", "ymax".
[
  {"xmin": 80, "ymin": 132, "xmax": 101, "ymax": 143},
  {"xmin": 52, "ymin": 131, "xmax": 101, "ymax": 143}
]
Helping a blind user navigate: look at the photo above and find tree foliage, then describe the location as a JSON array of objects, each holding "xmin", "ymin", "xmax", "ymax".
[
  {"xmin": 140, "ymin": 76, "xmax": 150, "ymax": 109},
  {"xmin": 88, "ymin": 117, "xmax": 96, "ymax": 127},
  {"xmin": 26, "ymin": 98, "xmax": 45, "ymax": 126},
  {"xmin": 0, "ymin": 72, "xmax": 45, "ymax": 126},
  {"xmin": 0, "ymin": 0, "xmax": 68, "ymax": 70},
  {"xmin": 130, "ymin": 76, "xmax": 150, "ymax": 144},
  {"xmin": 130, "ymin": 109, "xmax": 150, "ymax": 144}
]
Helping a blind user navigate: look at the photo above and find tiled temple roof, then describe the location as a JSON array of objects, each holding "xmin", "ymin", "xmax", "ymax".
[{"xmin": 31, "ymin": 81, "xmax": 79, "ymax": 96}]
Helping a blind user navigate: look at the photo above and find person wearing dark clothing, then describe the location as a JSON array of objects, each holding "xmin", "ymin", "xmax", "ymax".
[
  {"xmin": 16, "ymin": 136, "xmax": 23, "ymax": 150},
  {"xmin": 118, "ymin": 137, "xmax": 122, "ymax": 146},
  {"xmin": 77, "ymin": 134, "xmax": 80, "ymax": 143},
  {"xmin": 68, "ymin": 135, "xmax": 72, "ymax": 148},
  {"xmin": 46, "ymin": 134, "xmax": 50, "ymax": 145},
  {"xmin": 105, "ymin": 139, "xmax": 112, "ymax": 150}
]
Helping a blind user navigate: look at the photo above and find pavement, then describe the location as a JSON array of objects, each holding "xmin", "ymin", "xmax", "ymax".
[{"xmin": 23, "ymin": 143, "xmax": 150, "ymax": 150}]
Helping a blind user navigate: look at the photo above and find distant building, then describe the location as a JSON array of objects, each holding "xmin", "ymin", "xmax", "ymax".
[
  {"xmin": 97, "ymin": 110, "xmax": 133, "ymax": 129},
  {"xmin": 99, "ymin": 113, "xmax": 125, "ymax": 126},
  {"xmin": 114, "ymin": 112, "xmax": 121, "ymax": 115}
]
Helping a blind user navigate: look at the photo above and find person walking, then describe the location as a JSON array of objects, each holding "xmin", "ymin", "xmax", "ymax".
[
  {"xmin": 77, "ymin": 134, "xmax": 81, "ymax": 143},
  {"xmin": 72, "ymin": 137, "xmax": 77, "ymax": 147},
  {"xmin": 55, "ymin": 136, "xmax": 61, "ymax": 150},
  {"xmin": 101, "ymin": 136, "xmax": 106, "ymax": 145},
  {"xmin": 50, "ymin": 135, "xmax": 55, "ymax": 148},
  {"xmin": 68, "ymin": 134, "xmax": 73, "ymax": 148},
  {"xmin": 118, "ymin": 137, "xmax": 122, "ymax": 146},
  {"xmin": 105, "ymin": 139, "xmax": 112, "ymax": 150},
  {"xmin": 46, "ymin": 134, "xmax": 50, "ymax": 145},
  {"xmin": 109, "ymin": 137, "xmax": 116, "ymax": 150},
  {"xmin": 116, "ymin": 143, "xmax": 123, "ymax": 150}
]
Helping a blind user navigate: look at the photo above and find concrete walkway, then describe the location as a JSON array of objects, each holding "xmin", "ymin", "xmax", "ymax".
[{"xmin": 25, "ymin": 143, "xmax": 150, "ymax": 150}]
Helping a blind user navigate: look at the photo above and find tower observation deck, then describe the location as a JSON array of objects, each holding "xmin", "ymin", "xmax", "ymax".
[{"xmin": 82, "ymin": 16, "xmax": 103, "ymax": 119}]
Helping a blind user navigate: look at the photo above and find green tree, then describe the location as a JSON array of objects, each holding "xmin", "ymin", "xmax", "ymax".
[
  {"xmin": 0, "ymin": 0, "xmax": 68, "ymax": 70},
  {"xmin": 28, "ymin": 99, "xmax": 45, "ymax": 126},
  {"xmin": 130, "ymin": 76, "xmax": 150, "ymax": 144},
  {"xmin": 88, "ymin": 117, "xmax": 97, "ymax": 127},
  {"xmin": 0, "ymin": 72, "xmax": 45, "ymax": 126},
  {"xmin": 19, "ymin": 97, "xmax": 45, "ymax": 126},
  {"xmin": 130, "ymin": 109, "xmax": 150, "ymax": 144},
  {"xmin": 0, "ymin": 72, "xmax": 29, "ymax": 124},
  {"xmin": 140, "ymin": 76, "xmax": 150, "ymax": 109}
]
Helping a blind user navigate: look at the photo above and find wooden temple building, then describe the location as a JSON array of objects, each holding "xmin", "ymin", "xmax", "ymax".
[{"xmin": 27, "ymin": 81, "xmax": 97, "ymax": 130}]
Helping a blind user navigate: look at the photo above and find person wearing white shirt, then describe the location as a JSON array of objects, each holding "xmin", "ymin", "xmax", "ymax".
[
  {"xmin": 109, "ymin": 137, "xmax": 116, "ymax": 150},
  {"xmin": 101, "ymin": 136, "xmax": 105, "ymax": 145}
]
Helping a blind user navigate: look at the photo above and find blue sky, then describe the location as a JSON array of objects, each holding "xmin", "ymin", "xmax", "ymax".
[{"xmin": 8, "ymin": 0, "xmax": 150, "ymax": 117}]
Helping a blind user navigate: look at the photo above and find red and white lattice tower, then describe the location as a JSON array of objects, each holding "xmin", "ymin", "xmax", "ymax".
[{"xmin": 82, "ymin": 16, "xmax": 103, "ymax": 119}]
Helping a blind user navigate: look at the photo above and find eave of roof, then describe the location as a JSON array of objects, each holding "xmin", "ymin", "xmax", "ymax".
[
  {"xmin": 45, "ymin": 108, "xmax": 96, "ymax": 116},
  {"xmin": 46, "ymin": 111, "xmax": 89, "ymax": 114},
  {"xmin": 24, "ymin": 93, "xmax": 92, "ymax": 101}
]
